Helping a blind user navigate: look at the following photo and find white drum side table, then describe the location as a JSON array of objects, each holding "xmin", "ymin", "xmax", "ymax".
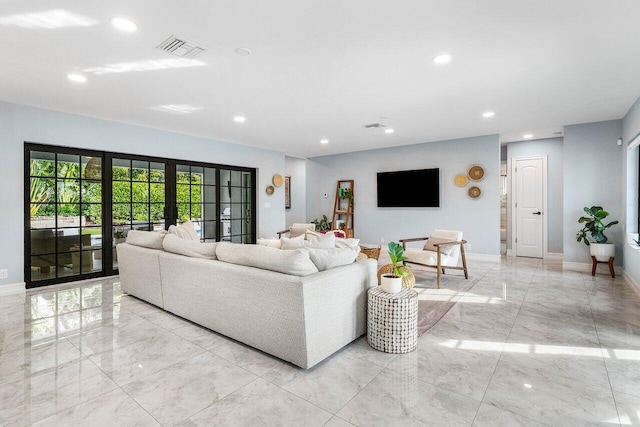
[{"xmin": 367, "ymin": 286, "xmax": 418, "ymax": 353}]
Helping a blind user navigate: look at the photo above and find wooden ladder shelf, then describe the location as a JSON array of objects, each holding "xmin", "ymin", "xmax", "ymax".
[{"xmin": 332, "ymin": 180, "xmax": 354, "ymax": 238}]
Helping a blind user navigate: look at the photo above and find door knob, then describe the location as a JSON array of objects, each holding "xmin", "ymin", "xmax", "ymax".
[{"xmin": 533, "ymin": 211, "xmax": 542, "ymax": 215}]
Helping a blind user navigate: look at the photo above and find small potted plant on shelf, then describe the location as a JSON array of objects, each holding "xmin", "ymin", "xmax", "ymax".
[
  {"xmin": 381, "ymin": 242, "xmax": 410, "ymax": 294},
  {"xmin": 576, "ymin": 206, "xmax": 619, "ymax": 261},
  {"xmin": 311, "ymin": 215, "xmax": 332, "ymax": 232}
]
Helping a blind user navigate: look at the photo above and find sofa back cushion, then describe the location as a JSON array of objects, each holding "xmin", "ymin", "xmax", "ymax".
[
  {"xmin": 256, "ymin": 238, "xmax": 282, "ymax": 249},
  {"xmin": 126, "ymin": 230, "xmax": 167, "ymax": 250},
  {"xmin": 163, "ymin": 234, "xmax": 217, "ymax": 259},
  {"xmin": 216, "ymin": 242, "xmax": 319, "ymax": 276},
  {"xmin": 308, "ymin": 247, "xmax": 358, "ymax": 271},
  {"xmin": 168, "ymin": 220, "xmax": 200, "ymax": 242},
  {"xmin": 281, "ymin": 233, "xmax": 335, "ymax": 250}
]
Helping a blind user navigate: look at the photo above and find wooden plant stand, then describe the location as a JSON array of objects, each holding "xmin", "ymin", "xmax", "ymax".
[{"xmin": 591, "ymin": 256, "xmax": 615, "ymax": 278}]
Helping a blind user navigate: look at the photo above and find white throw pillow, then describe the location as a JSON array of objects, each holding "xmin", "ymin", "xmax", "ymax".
[
  {"xmin": 335, "ymin": 238, "xmax": 361, "ymax": 252},
  {"xmin": 168, "ymin": 220, "xmax": 200, "ymax": 242},
  {"xmin": 163, "ymin": 234, "xmax": 217, "ymax": 259},
  {"xmin": 306, "ymin": 233, "xmax": 336, "ymax": 249},
  {"xmin": 216, "ymin": 242, "xmax": 318, "ymax": 276},
  {"xmin": 423, "ymin": 236, "xmax": 455, "ymax": 256},
  {"xmin": 257, "ymin": 238, "xmax": 282, "ymax": 249},
  {"xmin": 126, "ymin": 230, "xmax": 167, "ymax": 249},
  {"xmin": 308, "ymin": 247, "xmax": 358, "ymax": 271},
  {"xmin": 280, "ymin": 234, "xmax": 306, "ymax": 249}
]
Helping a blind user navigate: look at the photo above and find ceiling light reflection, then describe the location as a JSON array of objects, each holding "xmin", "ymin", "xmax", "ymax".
[
  {"xmin": 0, "ymin": 9, "xmax": 97, "ymax": 29},
  {"xmin": 84, "ymin": 58, "xmax": 205, "ymax": 75},
  {"xmin": 152, "ymin": 105, "xmax": 203, "ymax": 114}
]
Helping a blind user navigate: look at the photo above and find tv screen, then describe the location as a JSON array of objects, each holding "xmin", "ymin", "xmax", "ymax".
[{"xmin": 377, "ymin": 168, "xmax": 440, "ymax": 207}]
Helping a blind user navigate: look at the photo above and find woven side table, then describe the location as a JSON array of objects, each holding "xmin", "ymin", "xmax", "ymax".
[{"xmin": 367, "ymin": 287, "xmax": 418, "ymax": 353}]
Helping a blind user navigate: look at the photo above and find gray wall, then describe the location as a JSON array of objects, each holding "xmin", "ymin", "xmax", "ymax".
[
  {"xmin": 506, "ymin": 138, "xmax": 564, "ymax": 253},
  {"xmin": 306, "ymin": 134, "xmax": 501, "ymax": 255},
  {"xmin": 284, "ymin": 156, "xmax": 307, "ymax": 226},
  {"xmin": 622, "ymin": 96, "xmax": 640, "ymax": 285},
  {"xmin": 563, "ymin": 120, "xmax": 624, "ymax": 265},
  {"xmin": 0, "ymin": 101, "xmax": 286, "ymax": 289}
]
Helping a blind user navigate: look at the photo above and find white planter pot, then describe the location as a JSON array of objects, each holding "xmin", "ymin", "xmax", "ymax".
[
  {"xmin": 381, "ymin": 275, "xmax": 403, "ymax": 294},
  {"xmin": 590, "ymin": 243, "xmax": 615, "ymax": 262}
]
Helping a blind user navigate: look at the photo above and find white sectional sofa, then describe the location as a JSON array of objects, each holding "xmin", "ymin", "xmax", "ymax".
[{"xmin": 117, "ymin": 232, "xmax": 377, "ymax": 369}]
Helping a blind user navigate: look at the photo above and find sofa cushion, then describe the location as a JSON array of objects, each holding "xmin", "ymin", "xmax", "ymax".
[
  {"xmin": 308, "ymin": 247, "xmax": 358, "ymax": 271},
  {"xmin": 216, "ymin": 242, "xmax": 319, "ymax": 276},
  {"xmin": 126, "ymin": 230, "xmax": 167, "ymax": 250},
  {"xmin": 168, "ymin": 220, "xmax": 200, "ymax": 242},
  {"xmin": 257, "ymin": 238, "xmax": 282, "ymax": 249},
  {"xmin": 335, "ymin": 238, "xmax": 361, "ymax": 252},
  {"xmin": 423, "ymin": 236, "xmax": 455, "ymax": 256},
  {"xmin": 163, "ymin": 234, "xmax": 217, "ymax": 259},
  {"xmin": 306, "ymin": 233, "xmax": 336, "ymax": 249},
  {"xmin": 280, "ymin": 234, "xmax": 306, "ymax": 249}
]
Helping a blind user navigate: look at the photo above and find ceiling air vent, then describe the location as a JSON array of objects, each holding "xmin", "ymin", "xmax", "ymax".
[
  {"xmin": 156, "ymin": 35, "xmax": 207, "ymax": 58},
  {"xmin": 364, "ymin": 123, "xmax": 386, "ymax": 129}
]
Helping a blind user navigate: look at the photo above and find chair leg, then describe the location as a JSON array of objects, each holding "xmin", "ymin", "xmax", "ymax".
[
  {"xmin": 591, "ymin": 256, "xmax": 597, "ymax": 276},
  {"xmin": 460, "ymin": 242, "xmax": 469, "ymax": 280},
  {"xmin": 607, "ymin": 257, "xmax": 615, "ymax": 278},
  {"xmin": 441, "ymin": 268, "xmax": 446, "ymax": 275},
  {"xmin": 437, "ymin": 251, "xmax": 442, "ymax": 289}
]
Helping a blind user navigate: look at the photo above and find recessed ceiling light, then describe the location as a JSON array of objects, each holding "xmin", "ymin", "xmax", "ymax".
[
  {"xmin": 523, "ymin": 134, "xmax": 533, "ymax": 139},
  {"xmin": 482, "ymin": 111, "xmax": 495, "ymax": 118},
  {"xmin": 234, "ymin": 47, "xmax": 252, "ymax": 56},
  {"xmin": 67, "ymin": 73, "xmax": 86, "ymax": 83},
  {"xmin": 110, "ymin": 17, "xmax": 137, "ymax": 32},
  {"xmin": 320, "ymin": 139, "xmax": 329, "ymax": 144},
  {"xmin": 385, "ymin": 128, "xmax": 394, "ymax": 134},
  {"xmin": 234, "ymin": 116, "xmax": 246, "ymax": 123},
  {"xmin": 432, "ymin": 54, "xmax": 451, "ymax": 64}
]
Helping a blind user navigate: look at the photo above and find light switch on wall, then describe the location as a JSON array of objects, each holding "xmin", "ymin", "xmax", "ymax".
[{"xmin": 0, "ymin": 269, "xmax": 7, "ymax": 279}]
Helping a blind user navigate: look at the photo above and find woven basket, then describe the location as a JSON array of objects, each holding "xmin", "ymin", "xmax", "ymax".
[
  {"xmin": 360, "ymin": 245, "xmax": 381, "ymax": 260},
  {"xmin": 377, "ymin": 264, "xmax": 415, "ymax": 288}
]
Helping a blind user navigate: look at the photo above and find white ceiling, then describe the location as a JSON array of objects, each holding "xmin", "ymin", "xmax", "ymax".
[{"xmin": 1, "ymin": 0, "xmax": 640, "ymax": 158}]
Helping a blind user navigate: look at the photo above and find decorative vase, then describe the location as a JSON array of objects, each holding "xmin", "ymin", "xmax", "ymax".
[
  {"xmin": 381, "ymin": 274, "xmax": 403, "ymax": 294},
  {"xmin": 590, "ymin": 243, "xmax": 615, "ymax": 262}
]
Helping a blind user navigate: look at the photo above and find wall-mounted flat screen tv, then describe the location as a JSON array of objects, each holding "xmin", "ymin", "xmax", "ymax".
[{"xmin": 377, "ymin": 168, "xmax": 440, "ymax": 207}]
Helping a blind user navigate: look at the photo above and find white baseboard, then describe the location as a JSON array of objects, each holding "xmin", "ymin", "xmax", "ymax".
[
  {"xmin": 546, "ymin": 252, "xmax": 563, "ymax": 260},
  {"xmin": 0, "ymin": 282, "xmax": 26, "ymax": 296},
  {"xmin": 466, "ymin": 253, "xmax": 502, "ymax": 262},
  {"xmin": 506, "ymin": 249, "xmax": 513, "ymax": 256},
  {"xmin": 624, "ymin": 271, "xmax": 640, "ymax": 298},
  {"xmin": 562, "ymin": 261, "xmax": 623, "ymax": 275}
]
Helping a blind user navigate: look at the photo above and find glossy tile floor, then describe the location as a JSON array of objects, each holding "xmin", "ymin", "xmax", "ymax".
[{"xmin": 2, "ymin": 257, "xmax": 640, "ymax": 426}]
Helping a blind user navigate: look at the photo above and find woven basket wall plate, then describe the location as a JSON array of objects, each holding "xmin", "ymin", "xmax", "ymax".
[
  {"xmin": 468, "ymin": 186, "xmax": 481, "ymax": 199},
  {"xmin": 273, "ymin": 174, "xmax": 283, "ymax": 187},
  {"xmin": 265, "ymin": 185, "xmax": 275, "ymax": 195},
  {"xmin": 468, "ymin": 165, "xmax": 485, "ymax": 181},
  {"xmin": 454, "ymin": 173, "xmax": 468, "ymax": 187}
]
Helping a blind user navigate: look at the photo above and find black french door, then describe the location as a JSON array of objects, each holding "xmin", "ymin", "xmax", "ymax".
[{"xmin": 25, "ymin": 143, "xmax": 257, "ymax": 288}]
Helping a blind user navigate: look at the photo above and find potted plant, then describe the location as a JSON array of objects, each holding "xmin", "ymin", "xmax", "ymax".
[
  {"xmin": 114, "ymin": 227, "xmax": 127, "ymax": 245},
  {"xmin": 576, "ymin": 206, "xmax": 619, "ymax": 262},
  {"xmin": 311, "ymin": 214, "xmax": 332, "ymax": 232},
  {"xmin": 381, "ymin": 242, "xmax": 410, "ymax": 294}
]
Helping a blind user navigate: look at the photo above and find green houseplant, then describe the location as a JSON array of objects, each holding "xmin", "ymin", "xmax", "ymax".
[
  {"xmin": 381, "ymin": 242, "xmax": 410, "ymax": 294},
  {"xmin": 311, "ymin": 214, "xmax": 332, "ymax": 232},
  {"xmin": 576, "ymin": 206, "xmax": 619, "ymax": 261}
]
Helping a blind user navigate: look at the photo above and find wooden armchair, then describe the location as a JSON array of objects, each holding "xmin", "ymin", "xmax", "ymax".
[
  {"xmin": 276, "ymin": 223, "xmax": 316, "ymax": 238},
  {"xmin": 399, "ymin": 229, "xmax": 468, "ymax": 288}
]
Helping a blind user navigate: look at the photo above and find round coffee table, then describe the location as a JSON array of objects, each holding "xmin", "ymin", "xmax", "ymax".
[{"xmin": 367, "ymin": 286, "xmax": 418, "ymax": 353}]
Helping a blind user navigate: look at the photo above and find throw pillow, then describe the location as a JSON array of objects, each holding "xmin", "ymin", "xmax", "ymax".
[
  {"xmin": 280, "ymin": 234, "xmax": 306, "ymax": 249},
  {"xmin": 423, "ymin": 236, "xmax": 455, "ymax": 256},
  {"xmin": 308, "ymin": 247, "xmax": 358, "ymax": 271},
  {"xmin": 306, "ymin": 233, "xmax": 335, "ymax": 249},
  {"xmin": 125, "ymin": 230, "xmax": 167, "ymax": 250},
  {"xmin": 163, "ymin": 234, "xmax": 217, "ymax": 259},
  {"xmin": 335, "ymin": 237, "xmax": 361, "ymax": 252},
  {"xmin": 256, "ymin": 238, "xmax": 282, "ymax": 249},
  {"xmin": 215, "ymin": 242, "xmax": 318, "ymax": 276},
  {"xmin": 168, "ymin": 220, "xmax": 200, "ymax": 242}
]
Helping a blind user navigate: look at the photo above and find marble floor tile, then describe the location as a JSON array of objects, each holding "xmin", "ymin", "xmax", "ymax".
[
  {"xmin": 31, "ymin": 388, "xmax": 160, "ymax": 427},
  {"xmin": 595, "ymin": 316, "xmax": 640, "ymax": 350},
  {"xmin": 517, "ymin": 299, "xmax": 594, "ymax": 326},
  {"xmin": 324, "ymin": 415, "xmax": 355, "ymax": 426},
  {"xmin": 139, "ymin": 309, "xmax": 194, "ymax": 331},
  {"xmin": 178, "ymin": 378, "xmax": 332, "ymax": 426},
  {"xmin": 336, "ymin": 369, "xmax": 480, "ymax": 426},
  {"xmin": 208, "ymin": 336, "xmax": 284, "ymax": 376},
  {"xmin": 483, "ymin": 361, "xmax": 619, "ymax": 426},
  {"xmin": 88, "ymin": 331, "xmax": 204, "ymax": 385},
  {"xmin": 614, "ymin": 391, "xmax": 640, "ymax": 426},
  {"xmin": 263, "ymin": 351, "xmax": 383, "ymax": 414},
  {"xmin": 171, "ymin": 323, "xmax": 231, "ymax": 350},
  {"xmin": 472, "ymin": 403, "xmax": 549, "ymax": 427},
  {"xmin": 387, "ymin": 334, "xmax": 498, "ymax": 400},
  {"xmin": 0, "ymin": 357, "xmax": 117, "ymax": 425},
  {"xmin": 604, "ymin": 353, "xmax": 640, "ymax": 398},
  {"xmin": 119, "ymin": 295, "xmax": 161, "ymax": 316},
  {"xmin": 342, "ymin": 336, "xmax": 399, "ymax": 368},
  {"xmin": 507, "ymin": 313, "xmax": 600, "ymax": 348},
  {"xmin": 124, "ymin": 352, "xmax": 256, "ymax": 425}
]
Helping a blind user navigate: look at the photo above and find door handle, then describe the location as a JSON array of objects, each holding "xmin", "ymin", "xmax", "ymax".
[{"xmin": 533, "ymin": 211, "xmax": 542, "ymax": 215}]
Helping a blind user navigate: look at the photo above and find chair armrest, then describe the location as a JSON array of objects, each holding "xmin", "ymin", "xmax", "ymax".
[
  {"xmin": 432, "ymin": 239, "xmax": 467, "ymax": 248},
  {"xmin": 276, "ymin": 229, "xmax": 290, "ymax": 238},
  {"xmin": 399, "ymin": 236, "xmax": 430, "ymax": 250}
]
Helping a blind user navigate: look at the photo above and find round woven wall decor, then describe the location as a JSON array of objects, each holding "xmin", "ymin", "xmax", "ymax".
[
  {"xmin": 468, "ymin": 165, "xmax": 485, "ymax": 181},
  {"xmin": 468, "ymin": 186, "xmax": 481, "ymax": 199},
  {"xmin": 454, "ymin": 173, "xmax": 468, "ymax": 187},
  {"xmin": 377, "ymin": 264, "xmax": 415, "ymax": 288},
  {"xmin": 265, "ymin": 185, "xmax": 275, "ymax": 195},
  {"xmin": 273, "ymin": 174, "xmax": 284, "ymax": 187}
]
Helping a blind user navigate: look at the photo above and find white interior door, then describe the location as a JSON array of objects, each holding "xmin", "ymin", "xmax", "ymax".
[{"xmin": 513, "ymin": 157, "xmax": 546, "ymax": 258}]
